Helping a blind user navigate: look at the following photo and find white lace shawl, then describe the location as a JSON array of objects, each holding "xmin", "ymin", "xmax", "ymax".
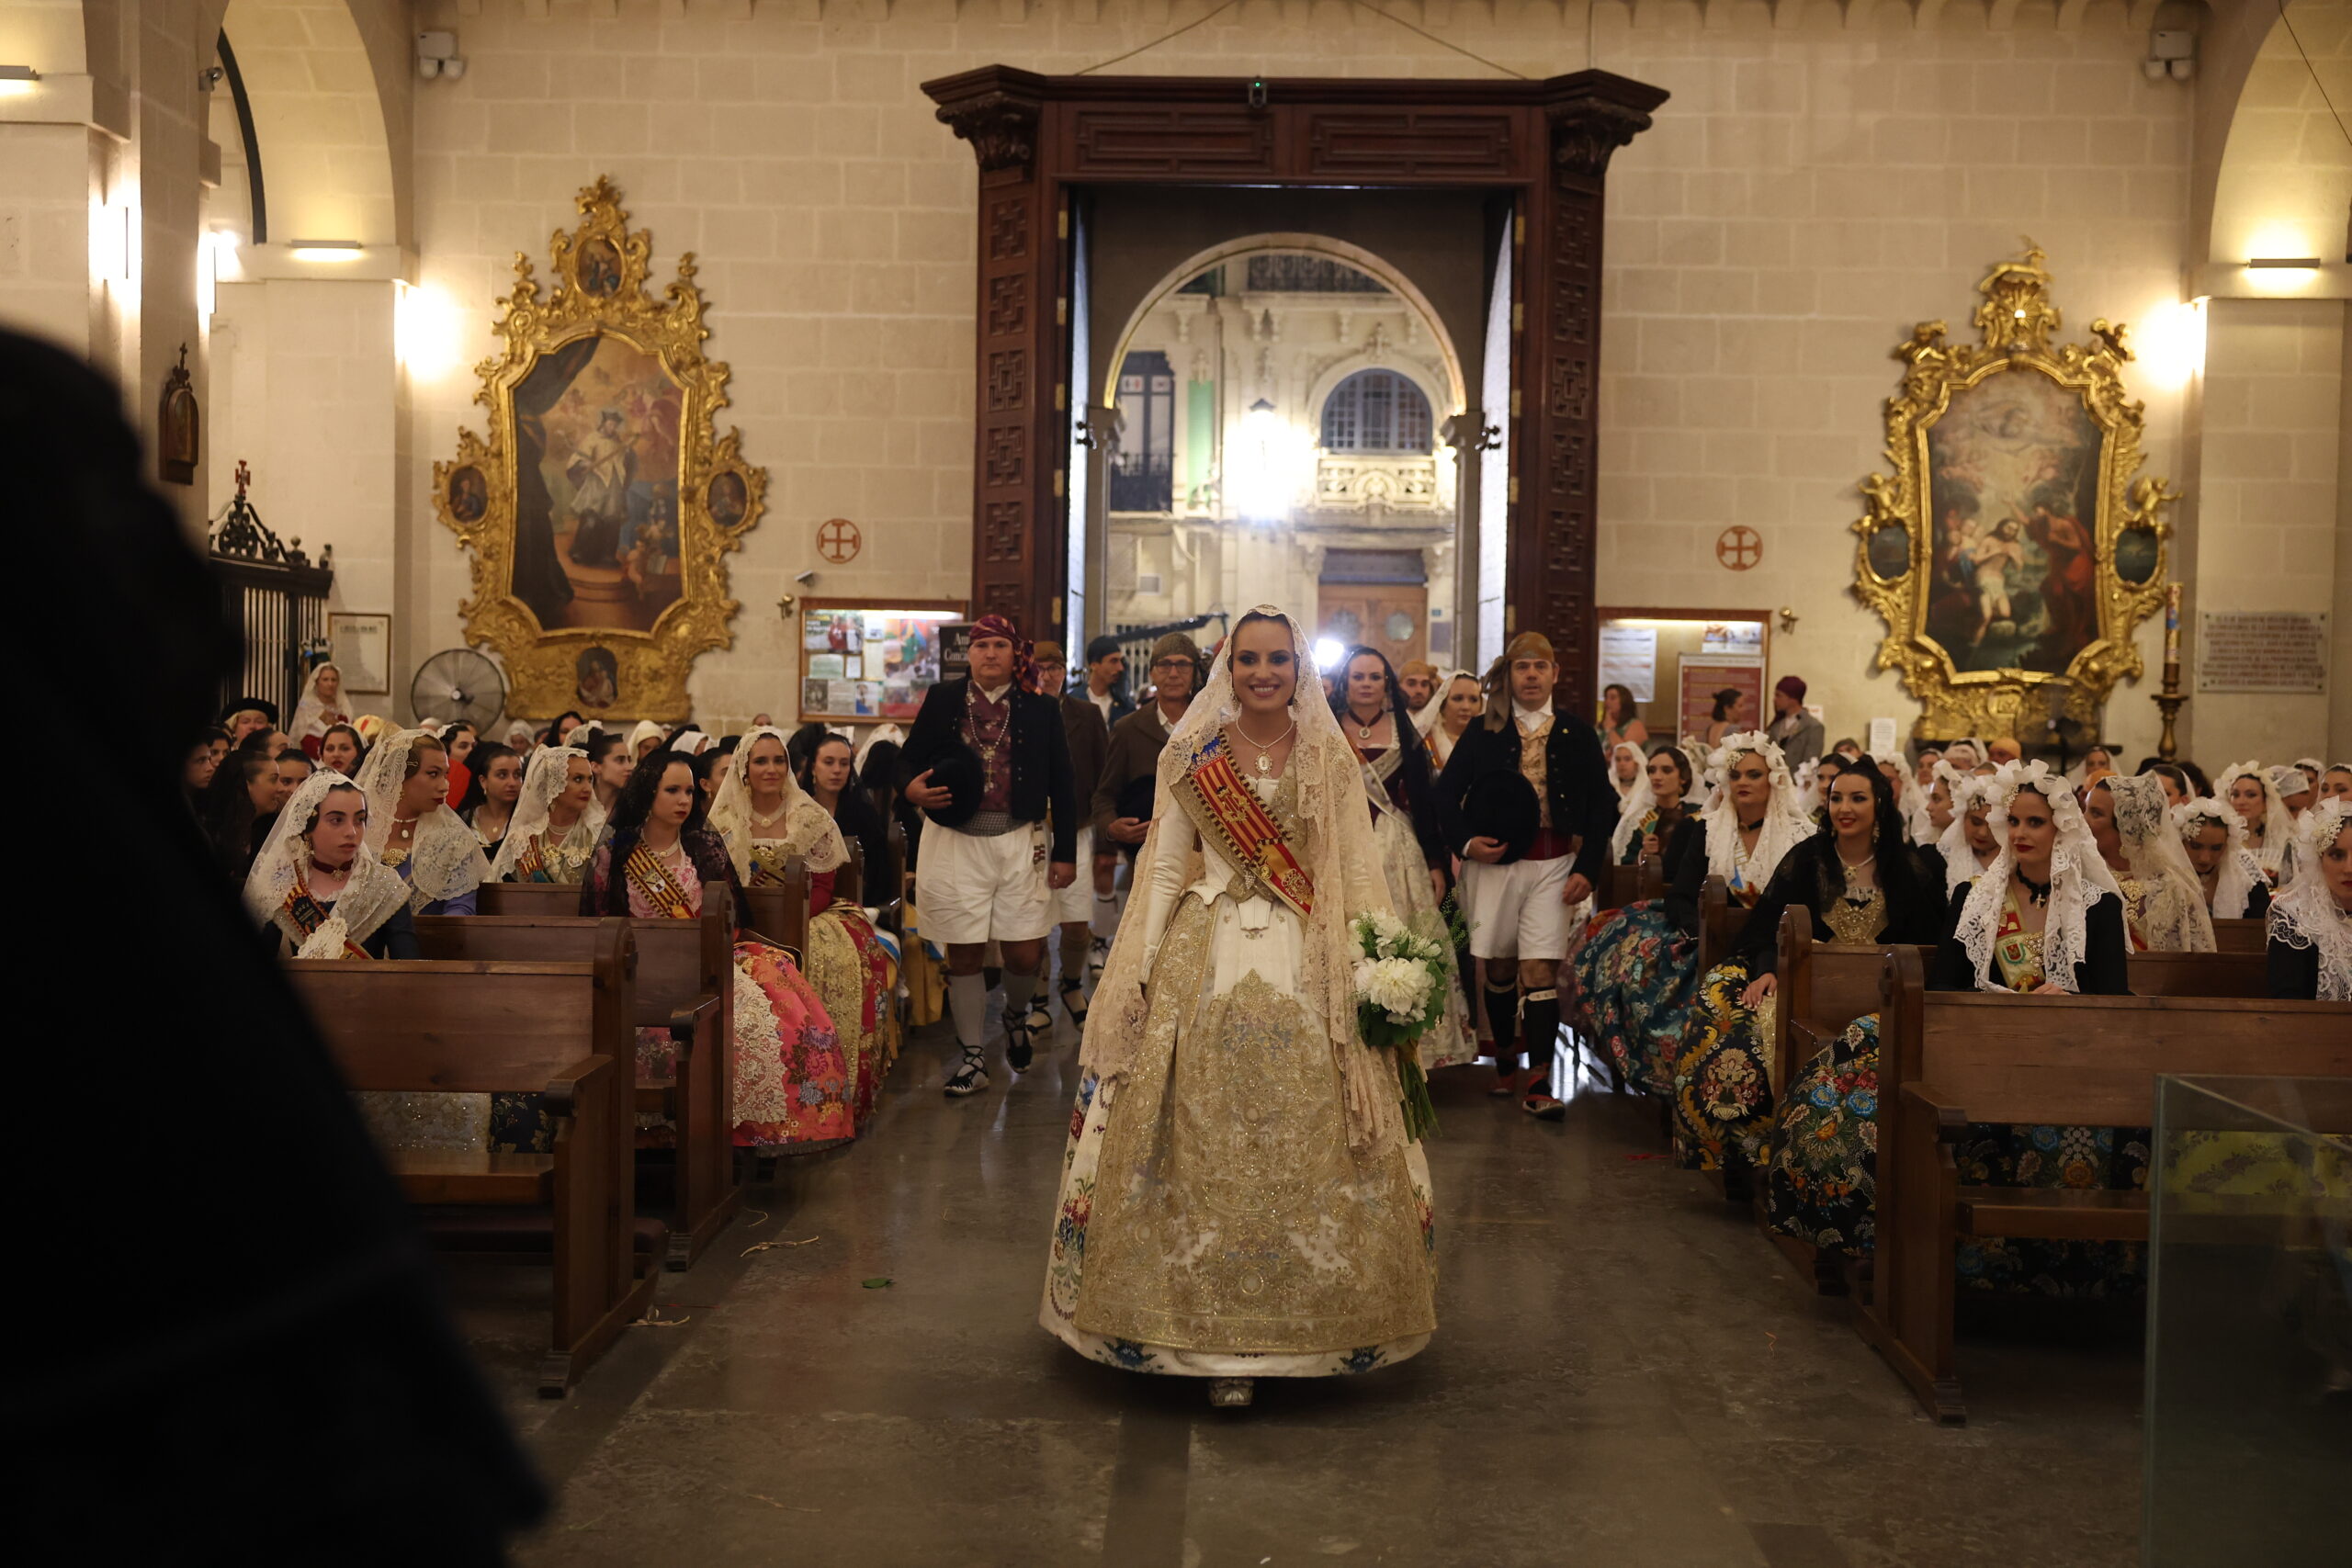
[
  {"xmin": 488, "ymin": 746, "xmax": 595, "ymax": 882},
  {"xmin": 628, "ymin": 719, "xmax": 667, "ymax": 757},
  {"xmin": 1604, "ymin": 739, "xmax": 1644, "ymax": 803},
  {"xmin": 2215, "ymin": 760, "xmax": 2295, "ymax": 881},
  {"xmin": 2101, "ymin": 773, "xmax": 2214, "ymax": 953},
  {"xmin": 854, "ymin": 723, "xmax": 906, "ymax": 776},
  {"xmin": 356, "ymin": 728, "xmax": 490, "ymax": 910},
  {"xmin": 1608, "ymin": 745, "xmax": 1694, "ymax": 862},
  {"xmin": 1935, "ymin": 772, "xmax": 1999, "ymax": 897},
  {"xmin": 1411, "ymin": 670, "xmax": 1477, "ymax": 739},
  {"xmin": 2171, "ymin": 796, "xmax": 2265, "ymax": 919},
  {"xmin": 2267, "ymin": 799, "xmax": 2352, "ymax": 999},
  {"xmin": 1951, "ymin": 761, "xmax": 2120, "ymax": 993},
  {"xmin": 289, "ymin": 662, "xmax": 348, "ymax": 742},
  {"xmin": 1080, "ymin": 605, "xmax": 1402, "ymax": 1157},
  {"xmin": 1871, "ymin": 748, "xmax": 1921, "ymax": 844},
  {"xmin": 243, "ymin": 769, "xmax": 412, "ymax": 954},
  {"xmin": 1698, "ymin": 731, "xmax": 1812, "ymax": 890},
  {"xmin": 707, "ymin": 725, "xmax": 848, "ymax": 882}
]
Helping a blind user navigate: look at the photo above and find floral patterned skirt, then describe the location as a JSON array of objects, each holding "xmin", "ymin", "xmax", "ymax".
[
  {"xmin": 628, "ymin": 939, "xmax": 856, "ymax": 1150},
  {"xmin": 1569, "ymin": 900, "xmax": 1700, "ymax": 1096},
  {"xmin": 1761, "ymin": 1014, "xmax": 2149, "ymax": 1296},
  {"xmin": 806, "ymin": 907, "xmax": 898, "ymax": 1126},
  {"xmin": 1668, "ymin": 959, "xmax": 1778, "ymax": 1172}
]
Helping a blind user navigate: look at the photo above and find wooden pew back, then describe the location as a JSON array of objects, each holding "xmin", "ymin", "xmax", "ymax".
[
  {"xmin": 293, "ymin": 957, "xmax": 624, "ymax": 1093},
  {"xmin": 738, "ymin": 859, "xmax": 808, "ymax": 956},
  {"xmin": 1772, "ymin": 908, "xmax": 1933, "ymax": 1090},
  {"xmin": 1860, "ymin": 945, "xmax": 2352, "ymax": 1423},
  {"xmin": 2210, "ymin": 918, "xmax": 2264, "ymax": 954},
  {"xmin": 2127, "ymin": 949, "xmax": 2269, "ymax": 998},
  {"xmin": 1699, "ymin": 876, "xmax": 1751, "ymax": 976}
]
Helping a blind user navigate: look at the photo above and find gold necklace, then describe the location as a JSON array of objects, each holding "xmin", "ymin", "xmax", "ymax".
[
  {"xmin": 1232, "ymin": 716, "xmax": 1295, "ymax": 776},
  {"xmin": 1351, "ymin": 708, "xmax": 1384, "ymax": 742},
  {"xmin": 749, "ymin": 797, "xmax": 788, "ymax": 829}
]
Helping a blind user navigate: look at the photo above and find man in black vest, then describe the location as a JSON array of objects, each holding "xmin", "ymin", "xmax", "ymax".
[
  {"xmin": 1435, "ymin": 632, "xmax": 1615, "ymax": 1119},
  {"xmin": 901, "ymin": 615, "xmax": 1077, "ymax": 1095}
]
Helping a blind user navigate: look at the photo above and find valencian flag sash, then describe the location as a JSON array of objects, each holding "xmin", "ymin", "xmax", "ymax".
[
  {"xmin": 283, "ymin": 883, "xmax": 374, "ymax": 959},
  {"xmin": 623, "ymin": 838, "xmax": 698, "ymax": 919},
  {"xmin": 1176, "ymin": 738, "xmax": 1315, "ymax": 920}
]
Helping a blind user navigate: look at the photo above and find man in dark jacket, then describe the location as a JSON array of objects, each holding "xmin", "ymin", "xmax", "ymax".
[
  {"xmin": 901, "ymin": 615, "xmax": 1078, "ymax": 1094},
  {"xmin": 1034, "ymin": 639, "xmax": 1111, "ymax": 1025},
  {"xmin": 1435, "ymin": 631, "xmax": 1616, "ymax": 1118}
]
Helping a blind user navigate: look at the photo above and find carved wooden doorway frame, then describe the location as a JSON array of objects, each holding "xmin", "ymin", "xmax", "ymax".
[{"xmin": 922, "ymin": 66, "xmax": 1666, "ymax": 707}]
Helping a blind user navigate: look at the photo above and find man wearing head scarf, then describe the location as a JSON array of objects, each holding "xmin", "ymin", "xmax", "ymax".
[
  {"xmin": 1034, "ymin": 640, "xmax": 1113, "ymax": 1026},
  {"xmin": 900, "ymin": 614, "xmax": 1078, "ymax": 1095},
  {"xmin": 1080, "ymin": 633, "xmax": 1133, "ymax": 726},
  {"xmin": 1397, "ymin": 659, "xmax": 1441, "ymax": 715},
  {"xmin": 1433, "ymin": 632, "xmax": 1617, "ymax": 1115},
  {"xmin": 1764, "ymin": 674, "xmax": 1823, "ymax": 766}
]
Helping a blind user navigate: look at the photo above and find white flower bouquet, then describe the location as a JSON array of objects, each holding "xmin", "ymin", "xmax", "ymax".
[{"xmin": 1350, "ymin": 907, "xmax": 1462, "ymax": 1142}]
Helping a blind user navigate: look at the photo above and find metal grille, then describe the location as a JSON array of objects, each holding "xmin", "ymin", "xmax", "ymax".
[
  {"xmin": 207, "ymin": 466, "xmax": 335, "ymax": 723},
  {"xmin": 1320, "ymin": 370, "xmax": 1431, "ymax": 453},
  {"xmin": 1244, "ymin": 254, "xmax": 1385, "ymax": 293}
]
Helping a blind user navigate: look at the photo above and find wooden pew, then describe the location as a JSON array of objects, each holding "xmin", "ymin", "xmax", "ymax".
[
  {"xmin": 416, "ymin": 905, "xmax": 743, "ymax": 1270},
  {"xmin": 1698, "ymin": 876, "xmax": 1752, "ymax": 977},
  {"xmin": 2210, "ymin": 917, "xmax": 2264, "ymax": 955},
  {"xmin": 476, "ymin": 876, "xmax": 748, "ymax": 1269},
  {"xmin": 2127, "ymin": 949, "xmax": 2269, "ymax": 998},
  {"xmin": 1858, "ymin": 946, "xmax": 2352, "ymax": 1424},
  {"xmin": 1601, "ymin": 862, "xmax": 1639, "ymax": 913},
  {"xmin": 738, "ymin": 857, "xmax": 810, "ymax": 958},
  {"xmin": 1636, "ymin": 855, "xmax": 1667, "ymax": 904},
  {"xmin": 288, "ymin": 920, "xmax": 652, "ymax": 1396}
]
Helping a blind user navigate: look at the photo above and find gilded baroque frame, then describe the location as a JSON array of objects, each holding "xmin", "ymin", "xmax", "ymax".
[
  {"xmin": 434, "ymin": 176, "xmax": 765, "ymax": 719},
  {"xmin": 1851, "ymin": 251, "xmax": 2177, "ymax": 740}
]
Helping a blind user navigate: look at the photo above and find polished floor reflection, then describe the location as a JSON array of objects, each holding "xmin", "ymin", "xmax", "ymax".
[{"xmin": 465, "ymin": 1019, "xmax": 2142, "ymax": 1567}]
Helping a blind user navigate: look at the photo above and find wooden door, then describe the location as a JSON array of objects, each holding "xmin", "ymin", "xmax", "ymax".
[{"xmin": 1317, "ymin": 584, "xmax": 1428, "ymax": 671}]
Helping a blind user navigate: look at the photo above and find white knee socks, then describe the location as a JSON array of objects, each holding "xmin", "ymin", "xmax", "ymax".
[
  {"xmin": 1001, "ymin": 967, "xmax": 1040, "ymax": 1021},
  {"xmin": 947, "ymin": 972, "xmax": 989, "ymax": 1050}
]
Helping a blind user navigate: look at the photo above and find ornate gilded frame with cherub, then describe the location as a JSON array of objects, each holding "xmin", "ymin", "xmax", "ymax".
[
  {"xmin": 434, "ymin": 175, "xmax": 766, "ymax": 719},
  {"xmin": 1850, "ymin": 249, "xmax": 2177, "ymax": 742}
]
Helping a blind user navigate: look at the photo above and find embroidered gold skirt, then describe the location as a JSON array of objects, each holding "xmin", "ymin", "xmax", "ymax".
[{"xmin": 1041, "ymin": 891, "xmax": 1437, "ymax": 1377}]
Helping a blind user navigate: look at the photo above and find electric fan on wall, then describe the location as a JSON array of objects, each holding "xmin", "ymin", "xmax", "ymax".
[{"xmin": 409, "ymin": 648, "xmax": 506, "ymax": 733}]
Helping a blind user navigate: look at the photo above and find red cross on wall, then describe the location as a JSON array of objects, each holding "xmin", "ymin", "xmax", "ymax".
[
  {"xmin": 1716, "ymin": 525, "xmax": 1762, "ymax": 571},
  {"xmin": 817, "ymin": 517, "xmax": 862, "ymax": 565}
]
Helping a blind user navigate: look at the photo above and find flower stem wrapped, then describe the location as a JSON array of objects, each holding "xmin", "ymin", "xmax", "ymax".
[{"xmin": 1349, "ymin": 908, "xmax": 1464, "ymax": 1142}]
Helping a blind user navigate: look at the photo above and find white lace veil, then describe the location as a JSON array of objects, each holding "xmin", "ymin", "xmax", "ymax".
[
  {"xmin": 2098, "ymin": 772, "xmax": 2214, "ymax": 953},
  {"xmin": 1411, "ymin": 669, "xmax": 1476, "ymax": 738},
  {"xmin": 1934, "ymin": 769, "xmax": 1997, "ymax": 896},
  {"xmin": 1607, "ymin": 739, "xmax": 1645, "ymax": 802},
  {"xmin": 290, "ymin": 661, "xmax": 345, "ymax": 742},
  {"xmin": 707, "ymin": 725, "xmax": 847, "ymax": 883},
  {"xmin": 2267, "ymin": 798, "xmax": 2352, "ymax": 999},
  {"xmin": 628, "ymin": 718, "xmax": 667, "ymax": 757},
  {"xmin": 243, "ymin": 769, "xmax": 412, "ymax": 956},
  {"xmin": 854, "ymin": 723, "xmax": 906, "ymax": 776},
  {"xmin": 487, "ymin": 745, "xmax": 592, "ymax": 882},
  {"xmin": 356, "ymin": 728, "xmax": 490, "ymax": 910},
  {"xmin": 1951, "ymin": 761, "xmax": 2120, "ymax": 993},
  {"xmin": 2214, "ymin": 761, "xmax": 2295, "ymax": 880},
  {"xmin": 1610, "ymin": 741, "xmax": 1698, "ymax": 862},
  {"xmin": 2172, "ymin": 795, "xmax": 2264, "ymax": 919},
  {"xmin": 1078, "ymin": 605, "xmax": 1402, "ymax": 1156},
  {"xmin": 1697, "ymin": 731, "xmax": 1812, "ymax": 888}
]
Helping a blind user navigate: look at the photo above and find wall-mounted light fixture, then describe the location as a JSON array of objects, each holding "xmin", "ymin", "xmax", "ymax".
[
  {"xmin": 0, "ymin": 64, "xmax": 41, "ymax": 97},
  {"xmin": 2246, "ymin": 256, "xmax": 2325, "ymax": 270},
  {"xmin": 2143, "ymin": 29, "xmax": 2194, "ymax": 82},
  {"xmin": 416, "ymin": 30, "xmax": 466, "ymax": 82},
  {"xmin": 287, "ymin": 239, "xmax": 365, "ymax": 262},
  {"xmin": 90, "ymin": 198, "xmax": 132, "ymax": 282}
]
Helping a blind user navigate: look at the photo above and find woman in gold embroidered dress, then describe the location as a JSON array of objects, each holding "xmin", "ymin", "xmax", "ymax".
[
  {"xmin": 488, "ymin": 745, "xmax": 602, "ymax": 885},
  {"xmin": 1041, "ymin": 608, "xmax": 1437, "ymax": 1407}
]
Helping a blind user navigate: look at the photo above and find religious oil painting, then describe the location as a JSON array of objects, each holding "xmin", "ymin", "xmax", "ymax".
[
  {"xmin": 513, "ymin": 333, "xmax": 684, "ymax": 635},
  {"xmin": 1922, "ymin": 367, "xmax": 2102, "ymax": 676},
  {"xmin": 1851, "ymin": 250, "xmax": 2177, "ymax": 741},
  {"xmin": 435, "ymin": 176, "xmax": 765, "ymax": 719}
]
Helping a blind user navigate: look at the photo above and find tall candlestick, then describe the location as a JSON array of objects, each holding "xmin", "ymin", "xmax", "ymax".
[{"xmin": 2164, "ymin": 581, "xmax": 2181, "ymax": 662}]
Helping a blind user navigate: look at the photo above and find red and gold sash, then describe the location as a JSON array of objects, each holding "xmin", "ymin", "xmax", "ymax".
[
  {"xmin": 624, "ymin": 838, "xmax": 698, "ymax": 919},
  {"xmin": 283, "ymin": 881, "xmax": 372, "ymax": 960},
  {"xmin": 1177, "ymin": 741, "xmax": 1315, "ymax": 920},
  {"xmin": 512, "ymin": 834, "xmax": 548, "ymax": 883}
]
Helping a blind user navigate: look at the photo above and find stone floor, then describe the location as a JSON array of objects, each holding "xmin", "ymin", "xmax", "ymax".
[{"xmin": 452, "ymin": 1017, "xmax": 2144, "ymax": 1567}]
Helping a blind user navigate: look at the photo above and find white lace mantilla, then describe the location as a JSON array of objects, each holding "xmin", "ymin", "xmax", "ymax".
[
  {"xmin": 2270, "ymin": 799, "xmax": 2352, "ymax": 1000},
  {"xmin": 2103, "ymin": 773, "xmax": 2214, "ymax": 953},
  {"xmin": 1697, "ymin": 730, "xmax": 1811, "ymax": 888},
  {"xmin": 2172, "ymin": 795, "xmax": 2267, "ymax": 919},
  {"xmin": 1952, "ymin": 760, "xmax": 2120, "ymax": 993}
]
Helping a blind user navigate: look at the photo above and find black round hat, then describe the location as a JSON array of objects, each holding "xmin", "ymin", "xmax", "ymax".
[
  {"xmin": 1464, "ymin": 770, "xmax": 1541, "ymax": 864},
  {"xmin": 1114, "ymin": 774, "xmax": 1157, "ymax": 863},
  {"xmin": 921, "ymin": 739, "xmax": 986, "ymax": 829}
]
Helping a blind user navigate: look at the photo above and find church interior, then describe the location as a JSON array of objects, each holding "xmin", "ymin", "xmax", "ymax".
[{"xmin": 6, "ymin": 2, "xmax": 2349, "ymax": 1563}]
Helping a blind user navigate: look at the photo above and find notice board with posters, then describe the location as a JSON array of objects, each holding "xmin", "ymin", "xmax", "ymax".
[
  {"xmin": 797, "ymin": 600, "xmax": 966, "ymax": 724},
  {"xmin": 1677, "ymin": 657, "xmax": 1765, "ymax": 747}
]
